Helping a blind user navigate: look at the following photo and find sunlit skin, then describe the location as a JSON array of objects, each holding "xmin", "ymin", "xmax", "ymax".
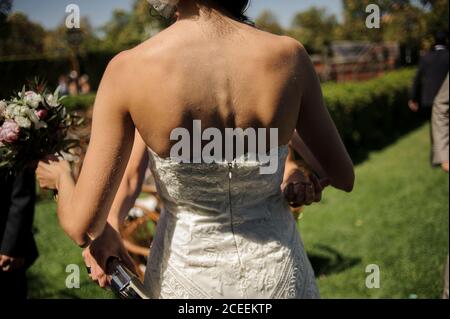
[{"xmin": 36, "ymin": 0, "xmax": 354, "ymax": 286}]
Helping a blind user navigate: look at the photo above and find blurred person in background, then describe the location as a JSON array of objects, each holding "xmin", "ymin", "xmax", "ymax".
[
  {"xmin": 430, "ymin": 74, "xmax": 449, "ymax": 299},
  {"xmin": 79, "ymin": 75, "xmax": 91, "ymax": 95},
  {"xmin": 409, "ymin": 31, "xmax": 449, "ymax": 118},
  {"xmin": 68, "ymin": 70, "xmax": 79, "ymax": 96},
  {"xmin": 58, "ymin": 74, "xmax": 69, "ymax": 96},
  {"xmin": 0, "ymin": 169, "xmax": 38, "ymax": 299}
]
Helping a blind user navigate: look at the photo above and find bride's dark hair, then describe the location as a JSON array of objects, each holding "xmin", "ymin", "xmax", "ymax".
[
  {"xmin": 212, "ymin": 0, "xmax": 251, "ymax": 23},
  {"xmin": 201, "ymin": 0, "xmax": 252, "ymax": 24}
]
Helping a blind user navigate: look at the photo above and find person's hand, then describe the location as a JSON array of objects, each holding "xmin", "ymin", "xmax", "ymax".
[
  {"xmin": 82, "ymin": 223, "xmax": 137, "ymax": 288},
  {"xmin": 408, "ymin": 100, "xmax": 419, "ymax": 112},
  {"xmin": 36, "ymin": 156, "xmax": 71, "ymax": 190},
  {"xmin": 442, "ymin": 161, "xmax": 449, "ymax": 173},
  {"xmin": 0, "ymin": 255, "xmax": 25, "ymax": 272},
  {"xmin": 282, "ymin": 165, "xmax": 330, "ymax": 207}
]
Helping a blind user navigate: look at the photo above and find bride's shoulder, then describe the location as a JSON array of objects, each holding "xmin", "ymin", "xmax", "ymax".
[
  {"xmin": 264, "ymin": 33, "xmax": 313, "ymax": 69},
  {"xmin": 251, "ymin": 30, "xmax": 309, "ymax": 66},
  {"xmin": 269, "ymin": 34, "xmax": 307, "ymax": 59},
  {"xmin": 103, "ymin": 40, "xmax": 165, "ymax": 78}
]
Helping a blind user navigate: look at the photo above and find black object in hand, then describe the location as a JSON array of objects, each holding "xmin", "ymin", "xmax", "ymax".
[{"xmin": 107, "ymin": 257, "xmax": 150, "ymax": 299}]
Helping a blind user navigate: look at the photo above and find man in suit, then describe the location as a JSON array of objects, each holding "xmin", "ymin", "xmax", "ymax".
[
  {"xmin": 431, "ymin": 74, "xmax": 449, "ymax": 299},
  {"xmin": 409, "ymin": 31, "xmax": 449, "ymax": 117},
  {"xmin": 0, "ymin": 169, "xmax": 38, "ymax": 299}
]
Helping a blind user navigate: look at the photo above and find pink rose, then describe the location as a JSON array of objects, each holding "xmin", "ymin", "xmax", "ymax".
[
  {"xmin": 35, "ymin": 109, "xmax": 48, "ymax": 120},
  {"xmin": 0, "ymin": 120, "xmax": 20, "ymax": 143}
]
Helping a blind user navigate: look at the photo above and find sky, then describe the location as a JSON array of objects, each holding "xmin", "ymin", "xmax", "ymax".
[{"xmin": 12, "ymin": 0, "xmax": 343, "ymax": 30}]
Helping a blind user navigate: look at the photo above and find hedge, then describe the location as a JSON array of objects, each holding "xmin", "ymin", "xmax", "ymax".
[
  {"xmin": 0, "ymin": 51, "xmax": 116, "ymax": 98},
  {"xmin": 61, "ymin": 68, "xmax": 418, "ymax": 156},
  {"xmin": 321, "ymin": 68, "xmax": 420, "ymax": 158},
  {"xmin": 4, "ymin": 68, "xmax": 416, "ymax": 159},
  {"xmin": 62, "ymin": 93, "xmax": 96, "ymax": 112}
]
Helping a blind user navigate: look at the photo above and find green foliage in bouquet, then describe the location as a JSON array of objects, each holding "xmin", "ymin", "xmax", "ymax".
[{"xmin": 0, "ymin": 81, "xmax": 84, "ymax": 179}]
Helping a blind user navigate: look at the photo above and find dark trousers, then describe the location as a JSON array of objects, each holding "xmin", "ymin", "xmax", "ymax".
[{"xmin": 0, "ymin": 170, "xmax": 38, "ymax": 299}]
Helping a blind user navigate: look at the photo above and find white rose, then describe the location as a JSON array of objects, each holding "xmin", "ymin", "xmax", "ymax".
[
  {"xmin": 45, "ymin": 94, "xmax": 59, "ymax": 107},
  {"xmin": 19, "ymin": 105, "xmax": 30, "ymax": 117},
  {"xmin": 24, "ymin": 108, "xmax": 47, "ymax": 130},
  {"xmin": 23, "ymin": 91, "xmax": 42, "ymax": 108},
  {"xmin": 14, "ymin": 116, "xmax": 32, "ymax": 129},
  {"xmin": 4, "ymin": 104, "xmax": 18, "ymax": 119},
  {"xmin": 7, "ymin": 105, "xmax": 28, "ymax": 118}
]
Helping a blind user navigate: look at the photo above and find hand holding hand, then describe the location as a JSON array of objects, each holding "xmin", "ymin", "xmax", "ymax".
[
  {"xmin": 282, "ymin": 164, "xmax": 330, "ymax": 207},
  {"xmin": 36, "ymin": 155, "xmax": 71, "ymax": 190},
  {"xmin": 408, "ymin": 100, "xmax": 419, "ymax": 112},
  {"xmin": 82, "ymin": 223, "xmax": 137, "ymax": 288}
]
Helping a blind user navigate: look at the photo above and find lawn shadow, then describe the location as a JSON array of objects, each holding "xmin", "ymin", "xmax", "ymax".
[{"xmin": 307, "ymin": 244, "xmax": 361, "ymax": 277}]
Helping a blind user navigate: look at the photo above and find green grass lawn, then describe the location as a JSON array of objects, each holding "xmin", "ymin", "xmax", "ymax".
[
  {"xmin": 300, "ymin": 124, "xmax": 449, "ymax": 299},
  {"xmin": 29, "ymin": 124, "xmax": 448, "ymax": 299},
  {"xmin": 29, "ymin": 199, "xmax": 115, "ymax": 299}
]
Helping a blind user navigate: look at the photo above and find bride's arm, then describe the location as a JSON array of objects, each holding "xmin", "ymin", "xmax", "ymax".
[
  {"xmin": 282, "ymin": 132, "xmax": 330, "ymax": 207},
  {"xmin": 294, "ymin": 43, "xmax": 355, "ymax": 192},
  {"xmin": 107, "ymin": 131, "xmax": 149, "ymax": 231},
  {"xmin": 37, "ymin": 55, "xmax": 137, "ymax": 247},
  {"xmin": 289, "ymin": 131, "xmax": 326, "ymax": 179},
  {"xmin": 79, "ymin": 132, "xmax": 149, "ymax": 286}
]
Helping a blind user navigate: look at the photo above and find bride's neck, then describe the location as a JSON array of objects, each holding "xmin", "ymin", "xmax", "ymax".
[{"xmin": 176, "ymin": 0, "xmax": 233, "ymax": 25}]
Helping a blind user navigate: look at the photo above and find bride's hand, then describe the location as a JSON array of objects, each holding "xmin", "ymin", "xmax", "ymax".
[
  {"xmin": 36, "ymin": 156, "xmax": 72, "ymax": 190},
  {"xmin": 282, "ymin": 165, "xmax": 330, "ymax": 207},
  {"xmin": 82, "ymin": 223, "xmax": 137, "ymax": 288}
]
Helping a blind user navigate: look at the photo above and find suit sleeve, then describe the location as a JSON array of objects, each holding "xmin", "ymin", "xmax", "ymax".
[
  {"xmin": 432, "ymin": 74, "xmax": 449, "ymax": 166},
  {"xmin": 0, "ymin": 170, "xmax": 36, "ymax": 258},
  {"xmin": 411, "ymin": 59, "xmax": 424, "ymax": 103}
]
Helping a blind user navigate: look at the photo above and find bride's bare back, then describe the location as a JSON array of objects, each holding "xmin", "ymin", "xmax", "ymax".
[
  {"xmin": 41, "ymin": 5, "xmax": 353, "ymax": 246},
  {"xmin": 115, "ymin": 17, "xmax": 304, "ymax": 156}
]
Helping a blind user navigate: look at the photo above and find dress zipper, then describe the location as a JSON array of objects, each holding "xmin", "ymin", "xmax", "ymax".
[
  {"xmin": 227, "ymin": 162, "xmax": 233, "ymax": 219},
  {"xmin": 227, "ymin": 161, "xmax": 247, "ymax": 297}
]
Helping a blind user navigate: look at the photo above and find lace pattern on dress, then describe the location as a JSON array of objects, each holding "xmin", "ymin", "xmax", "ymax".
[{"xmin": 144, "ymin": 145, "xmax": 320, "ymax": 299}]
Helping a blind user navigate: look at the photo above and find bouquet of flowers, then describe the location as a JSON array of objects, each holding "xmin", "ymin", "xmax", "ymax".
[{"xmin": 0, "ymin": 82, "xmax": 83, "ymax": 179}]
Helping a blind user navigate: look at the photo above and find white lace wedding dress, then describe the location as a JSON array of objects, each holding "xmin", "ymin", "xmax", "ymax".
[{"xmin": 143, "ymin": 145, "xmax": 319, "ymax": 299}]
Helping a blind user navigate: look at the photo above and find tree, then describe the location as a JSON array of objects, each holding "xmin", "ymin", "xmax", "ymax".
[
  {"xmin": 0, "ymin": 0, "xmax": 12, "ymax": 41},
  {"xmin": 420, "ymin": 0, "xmax": 449, "ymax": 47},
  {"xmin": 44, "ymin": 17, "xmax": 101, "ymax": 56},
  {"xmin": 338, "ymin": 0, "xmax": 387, "ymax": 42},
  {"xmin": 288, "ymin": 7, "xmax": 338, "ymax": 54},
  {"xmin": 0, "ymin": 0, "xmax": 12, "ymax": 24},
  {"xmin": 338, "ymin": 0, "xmax": 448, "ymax": 48},
  {"xmin": 101, "ymin": 0, "xmax": 169, "ymax": 52},
  {"xmin": 255, "ymin": 10, "xmax": 284, "ymax": 35},
  {"xmin": 381, "ymin": 2, "xmax": 427, "ymax": 46},
  {"xmin": 0, "ymin": 12, "xmax": 46, "ymax": 57}
]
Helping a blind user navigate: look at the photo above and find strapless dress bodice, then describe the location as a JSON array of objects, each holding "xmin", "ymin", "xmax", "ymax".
[{"xmin": 143, "ymin": 145, "xmax": 319, "ymax": 299}]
